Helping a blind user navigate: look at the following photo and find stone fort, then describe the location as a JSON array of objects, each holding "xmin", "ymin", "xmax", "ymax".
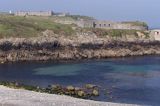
[
  {"xmin": 13, "ymin": 11, "xmax": 148, "ymax": 30},
  {"xmin": 76, "ymin": 19, "xmax": 148, "ymax": 30}
]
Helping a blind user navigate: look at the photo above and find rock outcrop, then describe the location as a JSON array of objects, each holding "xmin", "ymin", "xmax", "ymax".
[{"xmin": 0, "ymin": 33, "xmax": 160, "ymax": 63}]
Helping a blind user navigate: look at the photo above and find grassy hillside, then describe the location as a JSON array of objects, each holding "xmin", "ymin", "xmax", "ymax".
[
  {"xmin": 0, "ymin": 15, "xmax": 75, "ymax": 38},
  {"xmin": 0, "ymin": 15, "xmax": 149, "ymax": 39}
]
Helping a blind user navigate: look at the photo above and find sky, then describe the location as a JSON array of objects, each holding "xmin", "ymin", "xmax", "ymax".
[{"xmin": 0, "ymin": 0, "xmax": 160, "ymax": 28}]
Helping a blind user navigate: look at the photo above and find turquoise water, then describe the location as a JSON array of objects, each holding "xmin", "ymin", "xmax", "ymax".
[{"xmin": 0, "ymin": 56, "xmax": 160, "ymax": 105}]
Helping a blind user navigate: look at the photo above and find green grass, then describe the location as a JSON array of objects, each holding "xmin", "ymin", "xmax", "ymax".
[
  {"xmin": 0, "ymin": 15, "xmax": 75, "ymax": 38},
  {"xmin": 122, "ymin": 21, "xmax": 148, "ymax": 27},
  {"xmin": 106, "ymin": 29, "xmax": 139, "ymax": 37}
]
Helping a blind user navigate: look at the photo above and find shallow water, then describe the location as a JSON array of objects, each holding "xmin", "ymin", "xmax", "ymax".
[{"xmin": 0, "ymin": 56, "xmax": 160, "ymax": 105}]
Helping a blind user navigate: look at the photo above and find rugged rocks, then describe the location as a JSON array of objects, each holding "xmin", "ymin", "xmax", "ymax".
[
  {"xmin": 0, "ymin": 35, "xmax": 160, "ymax": 62},
  {"xmin": 92, "ymin": 89, "xmax": 99, "ymax": 96},
  {"xmin": 66, "ymin": 86, "xmax": 75, "ymax": 91},
  {"xmin": 0, "ymin": 81, "xmax": 100, "ymax": 99},
  {"xmin": 85, "ymin": 84, "xmax": 97, "ymax": 89},
  {"xmin": 77, "ymin": 90, "xmax": 85, "ymax": 97}
]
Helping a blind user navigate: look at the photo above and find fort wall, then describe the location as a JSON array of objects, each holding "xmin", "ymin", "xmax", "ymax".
[
  {"xmin": 76, "ymin": 20, "xmax": 148, "ymax": 30},
  {"xmin": 15, "ymin": 11, "xmax": 53, "ymax": 16}
]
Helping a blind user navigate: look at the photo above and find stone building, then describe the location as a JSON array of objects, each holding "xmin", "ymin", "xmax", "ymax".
[
  {"xmin": 15, "ymin": 11, "xmax": 54, "ymax": 16},
  {"xmin": 76, "ymin": 19, "xmax": 148, "ymax": 30},
  {"xmin": 150, "ymin": 30, "xmax": 160, "ymax": 41}
]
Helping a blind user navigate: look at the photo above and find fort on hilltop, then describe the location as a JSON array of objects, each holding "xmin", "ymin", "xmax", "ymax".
[
  {"xmin": 11, "ymin": 10, "xmax": 148, "ymax": 30},
  {"xmin": 0, "ymin": 11, "xmax": 148, "ymax": 30}
]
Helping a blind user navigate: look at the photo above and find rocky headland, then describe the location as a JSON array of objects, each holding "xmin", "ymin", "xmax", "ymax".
[{"xmin": 0, "ymin": 30, "xmax": 159, "ymax": 63}]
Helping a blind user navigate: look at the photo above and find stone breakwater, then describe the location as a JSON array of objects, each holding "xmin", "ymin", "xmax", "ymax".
[{"xmin": 0, "ymin": 35, "xmax": 160, "ymax": 62}]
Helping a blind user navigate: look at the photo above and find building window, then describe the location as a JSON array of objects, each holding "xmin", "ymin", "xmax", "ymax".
[
  {"xmin": 155, "ymin": 31, "xmax": 159, "ymax": 35},
  {"xmin": 99, "ymin": 24, "xmax": 101, "ymax": 27},
  {"xmin": 93, "ymin": 22, "xmax": 96, "ymax": 28},
  {"xmin": 108, "ymin": 24, "xmax": 111, "ymax": 27},
  {"xmin": 104, "ymin": 24, "xmax": 106, "ymax": 27}
]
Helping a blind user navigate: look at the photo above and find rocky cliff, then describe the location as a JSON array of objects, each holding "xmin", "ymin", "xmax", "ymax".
[{"xmin": 0, "ymin": 32, "xmax": 159, "ymax": 63}]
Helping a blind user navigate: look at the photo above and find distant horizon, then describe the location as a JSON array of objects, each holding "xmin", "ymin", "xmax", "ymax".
[{"xmin": 0, "ymin": 0, "xmax": 160, "ymax": 29}]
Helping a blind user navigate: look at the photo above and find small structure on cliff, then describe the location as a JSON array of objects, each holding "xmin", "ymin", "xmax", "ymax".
[
  {"xmin": 76, "ymin": 19, "xmax": 148, "ymax": 30},
  {"xmin": 150, "ymin": 29, "xmax": 160, "ymax": 41}
]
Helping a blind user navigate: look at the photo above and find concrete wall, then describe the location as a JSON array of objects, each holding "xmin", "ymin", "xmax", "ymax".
[
  {"xmin": 150, "ymin": 30, "xmax": 160, "ymax": 41},
  {"xmin": 15, "ymin": 11, "xmax": 53, "ymax": 16},
  {"xmin": 76, "ymin": 19, "xmax": 94, "ymax": 28}
]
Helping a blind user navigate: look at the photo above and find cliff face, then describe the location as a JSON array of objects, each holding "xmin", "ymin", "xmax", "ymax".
[{"xmin": 0, "ymin": 33, "xmax": 159, "ymax": 63}]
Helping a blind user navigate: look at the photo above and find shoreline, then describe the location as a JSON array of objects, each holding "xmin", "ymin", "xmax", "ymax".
[
  {"xmin": 0, "ymin": 85, "xmax": 141, "ymax": 106},
  {"xmin": 1, "ymin": 54, "xmax": 159, "ymax": 65}
]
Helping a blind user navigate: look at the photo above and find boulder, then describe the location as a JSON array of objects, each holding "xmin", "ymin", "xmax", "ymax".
[
  {"xmin": 77, "ymin": 90, "xmax": 85, "ymax": 97},
  {"xmin": 92, "ymin": 89, "xmax": 99, "ymax": 96},
  {"xmin": 85, "ymin": 84, "xmax": 97, "ymax": 89},
  {"xmin": 66, "ymin": 86, "xmax": 75, "ymax": 91}
]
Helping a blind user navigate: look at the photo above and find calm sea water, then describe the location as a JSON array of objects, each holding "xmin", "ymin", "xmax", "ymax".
[{"xmin": 0, "ymin": 56, "xmax": 160, "ymax": 105}]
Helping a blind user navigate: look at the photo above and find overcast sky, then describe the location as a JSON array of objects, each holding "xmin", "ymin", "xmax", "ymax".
[{"xmin": 0, "ymin": 0, "xmax": 159, "ymax": 28}]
